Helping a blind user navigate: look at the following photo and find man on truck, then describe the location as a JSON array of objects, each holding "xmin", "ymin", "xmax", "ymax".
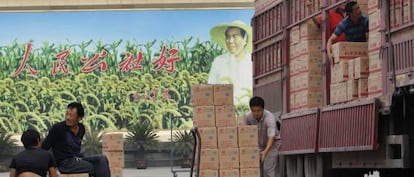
[
  {"xmin": 245, "ymin": 96, "xmax": 281, "ymax": 177},
  {"xmin": 326, "ymin": 1, "xmax": 369, "ymax": 64},
  {"xmin": 313, "ymin": 3, "xmax": 347, "ymax": 43}
]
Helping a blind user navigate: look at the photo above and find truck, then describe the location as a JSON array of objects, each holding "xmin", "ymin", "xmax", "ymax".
[{"xmin": 251, "ymin": 0, "xmax": 414, "ymax": 176}]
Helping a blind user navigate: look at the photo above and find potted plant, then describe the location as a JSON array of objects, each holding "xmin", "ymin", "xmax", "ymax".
[
  {"xmin": 173, "ymin": 129, "xmax": 194, "ymax": 168},
  {"xmin": 125, "ymin": 120, "xmax": 159, "ymax": 169},
  {"xmin": 0, "ymin": 132, "xmax": 17, "ymax": 172},
  {"xmin": 81, "ymin": 129, "xmax": 102, "ymax": 156}
]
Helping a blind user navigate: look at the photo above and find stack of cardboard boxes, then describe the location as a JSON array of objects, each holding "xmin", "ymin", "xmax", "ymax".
[
  {"xmin": 367, "ymin": 0, "xmax": 383, "ymax": 98},
  {"xmin": 330, "ymin": 42, "xmax": 369, "ymax": 103},
  {"xmin": 102, "ymin": 132, "xmax": 124, "ymax": 177},
  {"xmin": 289, "ymin": 19, "xmax": 323, "ymax": 111},
  {"xmin": 191, "ymin": 84, "xmax": 260, "ymax": 177}
]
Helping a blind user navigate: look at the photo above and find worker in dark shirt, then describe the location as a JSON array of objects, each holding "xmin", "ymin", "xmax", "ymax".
[
  {"xmin": 9, "ymin": 129, "xmax": 59, "ymax": 177},
  {"xmin": 327, "ymin": 1, "xmax": 369, "ymax": 64},
  {"xmin": 313, "ymin": 3, "xmax": 347, "ymax": 43},
  {"xmin": 42, "ymin": 102, "xmax": 110, "ymax": 177}
]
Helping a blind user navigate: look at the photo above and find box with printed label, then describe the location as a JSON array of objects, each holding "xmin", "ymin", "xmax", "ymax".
[
  {"xmin": 348, "ymin": 59, "xmax": 355, "ymax": 80},
  {"xmin": 236, "ymin": 115, "xmax": 246, "ymax": 126},
  {"xmin": 102, "ymin": 133, "xmax": 124, "ymax": 151},
  {"xmin": 219, "ymin": 169, "xmax": 240, "ymax": 177},
  {"xmin": 368, "ymin": 32, "xmax": 381, "ymax": 53},
  {"xmin": 219, "ymin": 148, "xmax": 239, "ymax": 169},
  {"xmin": 290, "ymin": 43, "xmax": 301, "ymax": 59},
  {"xmin": 331, "ymin": 61, "xmax": 349, "ymax": 83},
  {"xmin": 240, "ymin": 168, "xmax": 261, "ymax": 177},
  {"xmin": 369, "ymin": 9, "xmax": 380, "ymax": 31},
  {"xmin": 193, "ymin": 106, "xmax": 216, "ymax": 127},
  {"xmin": 297, "ymin": 55, "xmax": 322, "ymax": 74},
  {"xmin": 369, "ymin": 53, "xmax": 382, "ymax": 72},
  {"xmin": 359, "ymin": 78, "xmax": 369, "ymax": 98},
  {"xmin": 347, "ymin": 80, "xmax": 359, "ymax": 101},
  {"xmin": 198, "ymin": 127, "xmax": 218, "ymax": 149},
  {"xmin": 299, "ymin": 40, "xmax": 322, "ymax": 56},
  {"xmin": 199, "ymin": 149, "xmax": 219, "ymax": 170},
  {"xmin": 294, "ymin": 90, "xmax": 323, "ymax": 109},
  {"xmin": 217, "ymin": 127, "xmax": 238, "ymax": 148},
  {"xmin": 330, "ymin": 82, "xmax": 348, "ymax": 104},
  {"xmin": 368, "ymin": 71, "xmax": 383, "ymax": 97},
  {"xmin": 300, "ymin": 19, "xmax": 321, "ymax": 40},
  {"xmin": 191, "ymin": 84, "xmax": 214, "ymax": 106},
  {"xmin": 331, "ymin": 42, "xmax": 368, "ymax": 63},
  {"xmin": 291, "ymin": 72, "xmax": 322, "ymax": 92},
  {"xmin": 213, "ymin": 84, "xmax": 233, "ymax": 106},
  {"xmin": 199, "ymin": 170, "xmax": 219, "ymax": 177},
  {"xmin": 290, "ymin": 25, "xmax": 300, "ymax": 45},
  {"xmin": 110, "ymin": 168, "xmax": 123, "ymax": 177},
  {"xmin": 239, "ymin": 147, "xmax": 260, "ymax": 168},
  {"xmin": 238, "ymin": 125, "xmax": 258, "ymax": 147},
  {"xmin": 215, "ymin": 106, "xmax": 236, "ymax": 127},
  {"xmin": 102, "ymin": 151, "xmax": 124, "ymax": 168},
  {"xmin": 354, "ymin": 57, "xmax": 369, "ymax": 79},
  {"xmin": 368, "ymin": 0, "xmax": 379, "ymax": 13}
]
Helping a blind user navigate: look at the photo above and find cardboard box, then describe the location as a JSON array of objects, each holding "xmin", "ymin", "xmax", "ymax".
[
  {"xmin": 239, "ymin": 147, "xmax": 260, "ymax": 168},
  {"xmin": 360, "ymin": 4, "xmax": 368, "ymax": 14},
  {"xmin": 198, "ymin": 127, "xmax": 218, "ymax": 149},
  {"xmin": 369, "ymin": 9, "xmax": 380, "ymax": 31},
  {"xmin": 359, "ymin": 78, "xmax": 369, "ymax": 98},
  {"xmin": 331, "ymin": 61, "xmax": 349, "ymax": 83},
  {"xmin": 290, "ymin": 58, "xmax": 301, "ymax": 76},
  {"xmin": 219, "ymin": 169, "xmax": 240, "ymax": 177},
  {"xmin": 348, "ymin": 59, "xmax": 355, "ymax": 80},
  {"xmin": 191, "ymin": 84, "xmax": 214, "ymax": 106},
  {"xmin": 330, "ymin": 82, "xmax": 348, "ymax": 104},
  {"xmin": 200, "ymin": 149, "xmax": 219, "ymax": 170},
  {"xmin": 102, "ymin": 151, "xmax": 124, "ymax": 168},
  {"xmin": 213, "ymin": 84, "xmax": 233, "ymax": 106},
  {"xmin": 368, "ymin": 32, "xmax": 381, "ymax": 53},
  {"xmin": 290, "ymin": 43, "xmax": 301, "ymax": 59},
  {"xmin": 347, "ymin": 80, "xmax": 359, "ymax": 101},
  {"xmin": 368, "ymin": 0, "xmax": 379, "ymax": 13},
  {"xmin": 354, "ymin": 57, "xmax": 369, "ymax": 79},
  {"xmin": 369, "ymin": 54, "xmax": 382, "ymax": 72},
  {"xmin": 193, "ymin": 106, "xmax": 216, "ymax": 127},
  {"xmin": 219, "ymin": 148, "xmax": 239, "ymax": 169},
  {"xmin": 294, "ymin": 90, "xmax": 323, "ymax": 109},
  {"xmin": 217, "ymin": 127, "xmax": 238, "ymax": 148},
  {"xmin": 238, "ymin": 125, "xmax": 258, "ymax": 147},
  {"xmin": 199, "ymin": 170, "xmax": 219, "ymax": 177},
  {"xmin": 290, "ymin": 25, "xmax": 300, "ymax": 45},
  {"xmin": 60, "ymin": 174, "xmax": 89, "ymax": 177},
  {"xmin": 102, "ymin": 133, "xmax": 124, "ymax": 151},
  {"xmin": 215, "ymin": 106, "xmax": 236, "ymax": 127},
  {"xmin": 368, "ymin": 71, "xmax": 383, "ymax": 97},
  {"xmin": 403, "ymin": 0, "xmax": 412, "ymax": 24},
  {"xmin": 289, "ymin": 93, "xmax": 296, "ymax": 111},
  {"xmin": 110, "ymin": 168, "xmax": 123, "ymax": 177},
  {"xmin": 236, "ymin": 115, "xmax": 246, "ymax": 126},
  {"xmin": 297, "ymin": 55, "xmax": 323, "ymax": 74},
  {"xmin": 331, "ymin": 42, "xmax": 368, "ymax": 63},
  {"xmin": 292, "ymin": 72, "xmax": 323, "ymax": 92},
  {"xmin": 289, "ymin": 75, "xmax": 300, "ymax": 92},
  {"xmin": 299, "ymin": 40, "xmax": 322, "ymax": 56},
  {"xmin": 300, "ymin": 19, "xmax": 321, "ymax": 40},
  {"xmin": 240, "ymin": 168, "xmax": 261, "ymax": 177}
]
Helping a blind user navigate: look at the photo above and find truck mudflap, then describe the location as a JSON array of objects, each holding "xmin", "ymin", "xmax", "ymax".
[
  {"xmin": 318, "ymin": 98, "xmax": 379, "ymax": 152},
  {"xmin": 280, "ymin": 108, "xmax": 319, "ymax": 155}
]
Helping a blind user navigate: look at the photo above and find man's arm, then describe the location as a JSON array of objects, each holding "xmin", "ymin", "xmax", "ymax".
[
  {"xmin": 41, "ymin": 125, "xmax": 59, "ymax": 150},
  {"xmin": 312, "ymin": 15, "xmax": 323, "ymax": 28},
  {"xmin": 327, "ymin": 33, "xmax": 338, "ymax": 66},
  {"xmin": 261, "ymin": 137, "xmax": 275, "ymax": 161},
  {"xmin": 9, "ymin": 168, "xmax": 16, "ymax": 177},
  {"xmin": 48, "ymin": 167, "xmax": 59, "ymax": 177}
]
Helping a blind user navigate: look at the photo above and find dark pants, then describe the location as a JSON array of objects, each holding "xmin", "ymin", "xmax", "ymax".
[{"xmin": 59, "ymin": 155, "xmax": 110, "ymax": 177}]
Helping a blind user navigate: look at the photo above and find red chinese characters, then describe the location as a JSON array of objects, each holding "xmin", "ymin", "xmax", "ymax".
[
  {"xmin": 52, "ymin": 50, "xmax": 70, "ymax": 75},
  {"xmin": 80, "ymin": 50, "xmax": 108, "ymax": 72},
  {"xmin": 119, "ymin": 52, "xmax": 144, "ymax": 72},
  {"xmin": 151, "ymin": 46, "xmax": 180, "ymax": 73},
  {"xmin": 11, "ymin": 43, "xmax": 39, "ymax": 77}
]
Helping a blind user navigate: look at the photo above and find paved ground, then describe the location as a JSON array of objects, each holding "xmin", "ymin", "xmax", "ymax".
[{"xmin": 0, "ymin": 167, "xmax": 192, "ymax": 177}]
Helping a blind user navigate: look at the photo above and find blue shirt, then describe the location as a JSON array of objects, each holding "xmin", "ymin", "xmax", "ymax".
[
  {"xmin": 41, "ymin": 121, "xmax": 85, "ymax": 165},
  {"xmin": 334, "ymin": 15, "xmax": 369, "ymax": 42}
]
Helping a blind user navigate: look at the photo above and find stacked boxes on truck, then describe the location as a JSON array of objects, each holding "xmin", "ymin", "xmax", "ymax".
[
  {"xmin": 102, "ymin": 132, "xmax": 124, "ymax": 177},
  {"xmin": 289, "ymin": 19, "xmax": 323, "ymax": 111},
  {"xmin": 191, "ymin": 84, "xmax": 260, "ymax": 177},
  {"xmin": 367, "ymin": 0, "xmax": 383, "ymax": 97},
  {"xmin": 330, "ymin": 42, "xmax": 368, "ymax": 103}
]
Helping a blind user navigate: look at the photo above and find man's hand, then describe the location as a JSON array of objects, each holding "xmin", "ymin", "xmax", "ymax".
[{"xmin": 327, "ymin": 34, "xmax": 338, "ymax": 66}]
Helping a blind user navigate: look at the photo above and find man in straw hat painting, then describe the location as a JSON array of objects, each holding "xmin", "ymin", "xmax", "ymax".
[{"xmin": 208, "ymin": 20, "xmax": 253, "ymax": 104}]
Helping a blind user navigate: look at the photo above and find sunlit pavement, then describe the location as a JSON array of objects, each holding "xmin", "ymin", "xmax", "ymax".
[{"xmin": 0, "ymin": 167, "xmax": 192, "ymax": 177}]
